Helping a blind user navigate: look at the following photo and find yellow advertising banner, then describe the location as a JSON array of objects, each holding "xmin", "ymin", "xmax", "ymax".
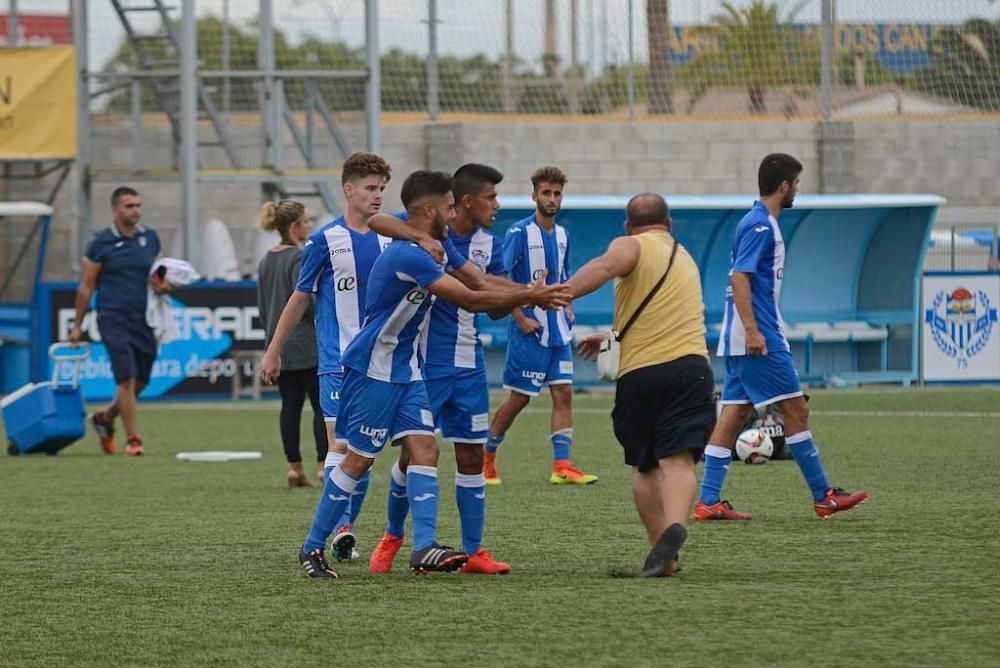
[{"xmin": 0, "ymin": 46, "xmax": 77, "ymax": 159}]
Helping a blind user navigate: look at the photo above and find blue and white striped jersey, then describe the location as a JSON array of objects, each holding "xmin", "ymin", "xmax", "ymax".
[
  {"xmin": 341, "ymin": 240, "xmax": 446, "ymax": 383},
  {"xmin": 421, "ymin": 226, "xmax": 504, "ymax": 378},
  {"xmin": 295, "ymin": 216, "xmax": 392, "ymax": 374},
  {"xmin": 718, "ymin": 201, "xmax": 790, "ymax": 357},
  {"xmin": 502, "ymin": 215, "xmax": 572, "ymax": 348}
]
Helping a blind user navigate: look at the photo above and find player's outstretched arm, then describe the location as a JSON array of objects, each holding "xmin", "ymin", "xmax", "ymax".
[
  {"xmin": 367, "ymin": 213, "xmax": 445, "ymax": 264},
  {"xmin": 447, "ymin": 265, "xmax": 532, "ymax": 319},
  {"xmin": 426, "ymin": 271, "xmax": 570, "ymax": 315},
  {"xmin": 566, "ymin": 237, "xmax": 640, "ymax": 300},
  {"xmin": 259, "ymin": 290, "xmax": 310, "ymax": 384},
  {"xmin": 449, "ymin": 261, "xmax": 488, "ymax": 290}
]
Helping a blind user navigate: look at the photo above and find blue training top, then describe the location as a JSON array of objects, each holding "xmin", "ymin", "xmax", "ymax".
[
  {"xmin": 295, "ymin": 212, "xmax": 467, "ymax": 376},
  {"xmin": 502, "ymin": 215, "xmax": 572, "ymax": 348},
  {"xmin": 718, "ymin": 200, "xmax": 790, "ymax": 357},
  {"xmin": 341, "ymin": 240, "xmax": 446, "ymax": 383},
  {"xmin": 296, "ymin": 215, "xmax": 393, "ymax": 375},
  {"xmin": 422, "ymin": 226, "xmax": 504, "ymax": 379},
  {"xmin": 85, "ymin": 223, "xmax": 161, "ymax": 319}
]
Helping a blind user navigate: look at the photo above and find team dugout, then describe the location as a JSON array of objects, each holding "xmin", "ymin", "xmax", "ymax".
[{"xmin": 483, "ymin": 194, "xmax": 944, "ymax": 386}]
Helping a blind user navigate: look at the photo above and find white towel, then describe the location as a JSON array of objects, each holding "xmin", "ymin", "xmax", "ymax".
[{"xmin": 147, "ymin": 258, "xmax": 201, "ymax": 343}]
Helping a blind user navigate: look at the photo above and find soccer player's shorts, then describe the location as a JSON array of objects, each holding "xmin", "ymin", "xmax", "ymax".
[
  {"xmin": 720, "ymin": 349, "xmax": 803, "ymax": 408},
  {"xmin": 426, "ymin": 368, "xmax": 490, "ymax": 444},
  {"xmin": 502, "ymin": 330, "xmax": 573, "ymax": 396},
  {"xmin": 318, "ymin": 371, "xmax": 342, "ymax": 422},
  {"xmin": 335, "ymin": 369, "xmax": 435, "ymax": 457},
  {"xmin": 97, "ymin": 314, "xmax": 158, "ymax": 384},
  {"xmin": 612, "ymin": 355, "xmax": 716, "ymax": 472}
]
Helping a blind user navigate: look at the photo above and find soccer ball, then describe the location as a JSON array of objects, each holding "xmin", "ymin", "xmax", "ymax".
[{"xmin": 735, "ymin": 428, "xmax": 774, "ymax": 465}]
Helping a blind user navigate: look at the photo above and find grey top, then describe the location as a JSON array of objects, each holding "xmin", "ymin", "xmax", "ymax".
[{"xmin": 257, "ymin": 246, "xmax": 317, "ymax": 371}]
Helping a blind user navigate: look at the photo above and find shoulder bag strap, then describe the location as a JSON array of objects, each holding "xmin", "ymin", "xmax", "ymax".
[{"xmin": 615, "ymin": 239, "xmax": 680, "ymax": 342}]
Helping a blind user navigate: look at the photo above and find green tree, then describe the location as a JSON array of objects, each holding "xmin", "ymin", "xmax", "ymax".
[
  {"xmin": 678, "ymin": 0, "xmax": 815, "ymax": 114},
  {"xmin": 913, "ymin": 18, "xmax": 1000, "ymax": 111}
]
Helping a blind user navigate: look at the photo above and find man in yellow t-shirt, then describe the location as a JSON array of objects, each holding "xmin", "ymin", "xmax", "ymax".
[{"xmin": 570, "ymin": 193, "xmax": 713, "ymax": 578}]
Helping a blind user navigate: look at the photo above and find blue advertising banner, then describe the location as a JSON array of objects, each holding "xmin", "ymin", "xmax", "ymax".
[
  {"xmin": 669, "ymin": 23, "xmax": 950, "ymax": 73},
  {"xmin": 37, "ymin": 282, "xmax": 266, "ymax": 400}
]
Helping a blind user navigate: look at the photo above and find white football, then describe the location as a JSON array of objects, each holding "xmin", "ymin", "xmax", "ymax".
[{"xmin": 735, "ymin": 428, "xmax": 774, "ymax": 464}]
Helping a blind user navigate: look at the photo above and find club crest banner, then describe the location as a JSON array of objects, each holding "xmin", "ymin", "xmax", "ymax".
[{"xmin": 922, "ymin": 274, "xmax": 1000, "ymax": 382}]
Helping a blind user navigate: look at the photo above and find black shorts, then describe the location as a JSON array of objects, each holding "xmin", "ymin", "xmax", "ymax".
[
  {"xmin": 612, "ymin": 355, "xmax": 716, "ymax": 473},
  {"xmin": 97, "ymin": 314, "xmax": 158, "ymax": 384}
]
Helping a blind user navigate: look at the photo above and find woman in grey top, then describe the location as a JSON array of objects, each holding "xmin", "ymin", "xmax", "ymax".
[{"xmin": 257, "ymin": 200, "xmax": 327, "ymax": 487}]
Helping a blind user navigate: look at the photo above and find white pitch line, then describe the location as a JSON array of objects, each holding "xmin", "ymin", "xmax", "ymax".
[
  {"xmin": 135, "ymin": 404, "xmax": 1000, "ymax": 419},
  {"xmin": 512, "ymin": 409, "xmax": 1000, "ymax": 418},
  {"xmin": 810, "ymin": 409, "xmax": 1000, "ymax": 419}
]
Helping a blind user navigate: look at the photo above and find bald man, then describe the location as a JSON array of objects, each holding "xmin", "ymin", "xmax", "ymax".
[{"xmin": 569, "ymin": 194, "xmax": 714, "ymax": 577}]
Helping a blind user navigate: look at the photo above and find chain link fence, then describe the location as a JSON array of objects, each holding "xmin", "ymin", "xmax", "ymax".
[{"xmin": 77, "ymin": 0, "xmax": 1000, "ymax": 126}]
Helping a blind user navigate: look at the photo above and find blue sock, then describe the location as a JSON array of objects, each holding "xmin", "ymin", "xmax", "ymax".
[
  {"xmin": 787, "ymin": 431, "xmax": 831, "ymax": 502},
  {"xmin": 347, "ymin": 470, "xmax": 371, "ymax": 526},
  {"xmin": 485, "ymin": 432, "xmax": 505, "ymax": 454},
  {"xmin": 386, "ymin": 460, "xmax": 409, "ymax": 539},
  {"xmin": 551, "ymin": 428, "xmax": 572, "ymax": 463},
  {"xmin": 303, "ymin": 466, "xmax": 359, "ymax": 552},
  {"xmin": 323, "ymin": 451, "xmax": 361, "ymax": 534},
  {"xmin": 699, "ymin": 444, "xmax": 733, "ymax": 506},
  {"xmin": 455, "ymin": 472, "xmax": 486, "ymax": 555},
  {"xmin": 407, "ymin": 465, "xmax": 440, "ymax": 552}
]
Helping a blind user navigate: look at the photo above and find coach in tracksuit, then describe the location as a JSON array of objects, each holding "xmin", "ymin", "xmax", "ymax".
[{"xmin": 70, "ymin": 186, "xmax": 164, "ymax": 456}]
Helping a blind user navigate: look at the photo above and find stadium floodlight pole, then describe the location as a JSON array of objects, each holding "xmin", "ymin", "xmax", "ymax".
[
  {"xmin": 222, "ymin": 0, "xmax": 231, "ymax": 117},
  {"xmin": 587, "ymin": 0, "xmax": 594, "ymax": 77},
  {"xmin": 180, "ymin": 0, "xmax": 199, "ymax": 266},
  {"xmin": 569, "ymin": 0, "xmax": 580, "ymax": 114},
  {"xmin": 365, "ymin": 0, "xmax": 381, "ymax": 153},
  {"xmin": 503, "ymin": 0, "xmax": 514, "ymax": 113},
  {"xmin": 627, "ymin": 0, "xmax": 635, "ymax": 121},
  {"xmin": 820, "ymin": 0, "xmax": 834, "ymax": 122},
  {"xmin": 71, "ymin": 0, "xmax": 91, "ymax": 273},
  {"xmin": 259, "ymin": 0, "xmax": 277, "ymax": 171},
  {"xmin": 8, "ymin": 0, "xmax": 17, "ymax": 45},
  {"xmin": 601, "ymin": 0, "xmax": 608, "ymax": 74},
  {"xmin": 427, "ymin": 0, "xmax": 440, "ymax": 121}
]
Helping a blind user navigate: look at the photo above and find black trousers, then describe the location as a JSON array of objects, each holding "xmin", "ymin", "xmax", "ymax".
[{"xmin": 276, "ymin": 367, "xmax": 327, "ymax": 464}]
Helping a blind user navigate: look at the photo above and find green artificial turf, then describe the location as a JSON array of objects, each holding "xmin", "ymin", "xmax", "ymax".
[{"xmin": 2, "ymin": 388, "xmax": 998, "ymax": 666}]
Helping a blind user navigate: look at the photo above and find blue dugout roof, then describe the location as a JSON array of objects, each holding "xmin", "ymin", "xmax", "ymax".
[{"xmin": 493, "ymin": 193, "xmax": 945, "ymax": 329}]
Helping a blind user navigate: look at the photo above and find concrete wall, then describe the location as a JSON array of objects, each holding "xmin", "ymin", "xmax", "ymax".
[
  {"xmin": 2, "ymin": 116, "xmax": 996, "ymax": 298},
  {"xmin": 853, "ymin": 119, "xmax": 1000, "ymax": 206}
]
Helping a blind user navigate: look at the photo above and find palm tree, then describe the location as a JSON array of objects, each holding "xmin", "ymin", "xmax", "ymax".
[
  {"xmin": 647, "ymin": 0, "xmax": 674, "ymax": 114},
  {"xmin": 679, "ymin": 0, "xmax": 814, "ymax": 114},
  {"xmin": 914, "ymin": 18, "xmax": 1000, "ymax": 111}
]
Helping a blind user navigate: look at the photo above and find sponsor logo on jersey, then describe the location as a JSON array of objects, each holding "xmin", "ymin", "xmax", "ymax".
[
  {"xmin": 522, "ymin": 370, "xmax": 546, "ymax": 387},
  {"xmin": 360, "ymin": 425, "xmax": 388, "ymax": 448},
  {"xmin": 405, "ymin": 288, "xmax": 428, "ymax": 305}
]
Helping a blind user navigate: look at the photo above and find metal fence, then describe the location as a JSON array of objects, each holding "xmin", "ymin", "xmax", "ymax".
[
  {"xmin": 76, "ymin": 0, "xmax": 1000, "ymax": 124},
  {"xmin": 5, "ymin": 0, "xmax": 1000, "ymax": 284},
  {"xmin": 925, "ymin": 224, "xmax": 1000, "ymax": 272}
]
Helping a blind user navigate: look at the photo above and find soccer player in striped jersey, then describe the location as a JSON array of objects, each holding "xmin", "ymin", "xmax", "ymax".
[
  {"xmin": 485, "ymin": 166, "xmax": 599, "ymax": 485},
  {"xmin": 259, "ymin": 153, "xmax": 442, "ymax": 563},
  {"xmin": 368, "ymin": 164, "xmax": 511, "ymax": 575},
  {"xmin": 695, "ymin": 153, "xmax": 869, "ymax": 521},
  {"xmin": 297, "ymin": 170, "xmax": 571, "ymax": 578}
]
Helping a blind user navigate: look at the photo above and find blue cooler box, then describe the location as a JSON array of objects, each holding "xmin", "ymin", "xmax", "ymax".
[{"xmin": 2, "ymin": 344, "xmax": 88, "ymax": 455}]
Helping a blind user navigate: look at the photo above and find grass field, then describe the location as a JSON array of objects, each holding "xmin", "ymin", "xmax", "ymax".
[{"xmin": 2, "ymin": 388, "xmax": 999, "ymax": 666}]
